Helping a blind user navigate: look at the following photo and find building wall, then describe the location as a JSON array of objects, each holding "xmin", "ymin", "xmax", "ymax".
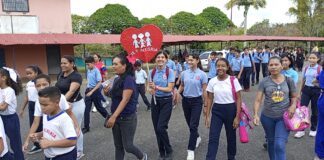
[
  {"xmin": 3, "ymin": 44, "xmax": 74, "ymax": 77},
  {"xmin": 0, "ymin": 0, "xmax": 72, "ymax": 33}
]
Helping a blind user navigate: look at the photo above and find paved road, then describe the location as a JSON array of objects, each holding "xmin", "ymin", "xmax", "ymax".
[{"xmin": 17, "ymin": 74, "xmax": 316, "ymax": 160}]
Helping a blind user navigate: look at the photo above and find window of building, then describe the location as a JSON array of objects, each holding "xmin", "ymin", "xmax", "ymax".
[{"xmin": 2, "ymin": 0, "xmax": 29, "ymax": 12}]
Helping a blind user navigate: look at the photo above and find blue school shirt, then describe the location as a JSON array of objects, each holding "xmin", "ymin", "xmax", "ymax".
[
  {"xmin": 208, "ymin": 60, "xmax": 217, "ymax": 78},
  {"xmin": 242, "ymin": 54, "xmax": 253, "ymax": 67},
  {"xmin": 281, "ymin": 68, "xmax": 299, "ymax": 85},
  {"xmin": 175, "ymin": 63, "xmax": 183, "ymax": 78},
  {"xmin": 316, "ymin": 70, "xmax": 324, "ymax": 89},
  {"xmin": 253, "ymin": 52, "xmax": 261, "ymax": 63},
  {"xmin": 149, "ymin": 67, "xmax": 175, "ymax": 97},
  {"xmin": 262, "ymin": 52, "xmax": 270, "ymax": 63},
  {"xmin": 231, "ymin": 57, "xmax": 243, "ymax": 72},
  {"xmin": 183, "ymin": 62, "xmax": 189, "ymax": 70},
  {"xmin": 304, "ymin": 64, "xmax": 322, "ymax": 87},
  {"xmin": 166, "ymin": 59, "xmax": 176, "ymax": 70},
  {"xmin": 181, "ymin": 68, "xmax": 208, "ymax": 97},
  {"xmin": 226, "ymin": 53, "xmax": 235, "ymax": 63},
  {"xmin": 87, "ymin": 67, "xmax": 102, "ymax": 88}
]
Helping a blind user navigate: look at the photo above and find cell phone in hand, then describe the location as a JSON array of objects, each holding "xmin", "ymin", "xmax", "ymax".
[{"xmin": 102, "ymin": 80, "xmax": 111, "ymax": 87}]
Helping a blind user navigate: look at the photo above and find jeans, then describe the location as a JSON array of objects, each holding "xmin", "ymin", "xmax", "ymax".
[
  {"xmin": 262, "ymin": 63, "xmax": 269, "ymax": 77},
  {"xmin": 206, "ymin": 103, "xmax": 237, "ymax": 160},
  {"xmin": 261, "ymin": 114, "xmax": 289, "ymax": 160},
  {"xmin": 45, "ymin": 148, "xmax": 77, "ymax": 160},
  {"xmin": 28, "ymin": 101, "xmax": 42, "ymax": 148},
  {"xmin": 301, "ymin": 86, "xmax": 320, "ymax": 131},
  {"xmin": 182, "ymin": 96, "xmax": 202, "ymax": 151},
  {"xmin": 252, "ymin": 63, "xmax": 261, "ymax": 83},
  {"xmin": 72, "ymin": 99, "xmax": 86, "ymax": 153},
  {"xmin": 84, "ymin": 88, "xmax": 108, "ymax": 129},
  {"xmin": 1, "ymin": 114, "xmax": 24, "ymax": 160},
  {"xmin": 316, "ymin": 94, "xmax": 324, "ymax": 159},
  {"xmin": 242, "ymin": 67, "xmax": 252, "ymax": 90},
  {"xmin": 112, "ymin": 113, "xmax": 144, "ymax": 160},
  {"xmin": 136, "ymin": 84, "xmax": 151, "ymax": 109},
  {"xmin": 151, "ymin": 96, "xmax": 173, "ymax": 157}
]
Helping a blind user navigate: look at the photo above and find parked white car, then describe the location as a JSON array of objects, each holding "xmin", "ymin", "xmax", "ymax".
[{"xmin": 199, "ymin": 51, "xmax": 227, "ymax": 71}]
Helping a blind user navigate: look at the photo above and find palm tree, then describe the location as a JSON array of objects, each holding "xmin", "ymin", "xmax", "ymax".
[{"xmin": 226, "ymin": 0, "xmax": 267, "ymax": 36}]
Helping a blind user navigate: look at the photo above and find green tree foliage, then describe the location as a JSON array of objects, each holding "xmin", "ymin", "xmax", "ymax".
[
  {"xmin": 71, "ymin": 14, "xmax": 94, "ymax": 33},
  {"xmin": 247, "ymin": 19, "xmax": 302, "ymax": 36},
  {"xmin": 198, "ymin": 7, "xmax": 234, "ymax": 32},
  {"xmin": 225, "ymin": 0, "xmax": 266, "ymax": 35},
  {"xmin": 288, "ymin": 0, "xmax": 324, "ymax": 36},
  {"xmin": 140, "ymin": 15, "xmax": 170, "ymax": 34},
  {"xmin": 169, "ymin": 11, "xmax": 214, "ymax": 35},
  {"xmin": 87, "ymin": 4, "xmax": 140, "ymax": 34}
]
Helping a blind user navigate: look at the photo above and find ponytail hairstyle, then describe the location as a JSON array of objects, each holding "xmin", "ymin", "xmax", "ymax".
[
  {"xmin": 62, "ymin": 55, "xmax": 78, "ymax": 72},
  {"xmin": 0, "ymin": 68, "xmax": 22, "ymax": 95},
  {"xmin": 26, "ymin": 65, "xmax": 43, "ymax": 76},
  {"xmin": 110, "ymin": 52, "xmax": 135, "ymax": 98},
  {"xmin": 309, "ymin": 51, "xmax": 321, "ymax": 64},
  {"xmin": 216, "ymin": 58, "xmax": 233, "ymax": 76},
  {"xmin": 93, "ymin": 53, "xmax": 102, "ymax": 61},
  {"xmin": 280, "ymin": 53, "xmax": 295, "ymax": 69},
  {"xmin": 189, "ymin": 54, "xmax": 203, "ymax": 70}
]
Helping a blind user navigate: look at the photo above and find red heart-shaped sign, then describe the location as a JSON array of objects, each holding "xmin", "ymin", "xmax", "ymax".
[{"xmin": 120, "ymin": 24, "xmax": 163, "ymax": 63}]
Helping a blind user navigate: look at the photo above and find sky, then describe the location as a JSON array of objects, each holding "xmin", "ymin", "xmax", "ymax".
[{"xmin": 70, "ymin": 0, "xmax": 297, "ymax": 28}]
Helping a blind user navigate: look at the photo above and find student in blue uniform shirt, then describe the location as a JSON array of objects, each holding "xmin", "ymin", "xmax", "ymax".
[
  {"xmin": 230, "ymin": 49, "xmax": 243, "ymax": 84},
  {"xmin": 314, "ymin": 62, "xmax": 324, "ymax": 160},
  {"xmin": 281, "ymin": 54, "xmax": 299, "ymax": 85},
  {"xmin": 241, "ymin": 47, "xmax": 256, "ymax": 92},
  {"xmin": 208, "ymin": 52, "xmax": 217, "ymax": 82},
  {"xmin": 172, "ymin": 56, "xmax": 183, "ymax": 89},
  {"xmin": 295, "ymin": 52, "xmax": 322, "ymax": 138},
  {"xmin": 134, "ymin": 61, "xmax": 151, "ymax": 111},
  {"xmin": 251, "ymin": 47, "xmax": 263, "ymax": 85},
  {"xmin": 183, "ymin": 55, "xmax": 190, "ymax": 71},
  {"xmin": 178, "ymin": 54, "xmax": 207, "ymax": 160},
  {"xmin": 261, "ymin": 45, "xmax": 271, "ymax": 77},
  {"xmin": 164, "ymin": 50, "xmax": 176, "ymax": 76},
  {"xmin": 226, "ymin": 47, "xmax": 236, "ymax": 63},
  {"xmin": 148, "ymin": 51, "xmax": 175, "ymax": 160}
]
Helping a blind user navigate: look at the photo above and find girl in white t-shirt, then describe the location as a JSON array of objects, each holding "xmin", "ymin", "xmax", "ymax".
[
  {"xmin": 0, "ymin": 67, "xmax": 24, "ymax": 160},
  {"xmin": 22, "ymin": 74, "xmax": 79, "ymax": 155},
  {"xmin": 205, "ymin": 58, "xmax": 242, "ymax": 160},
  {"xmin": 19, "ymin": 65, "xmax": 43, "ymax": 154}
]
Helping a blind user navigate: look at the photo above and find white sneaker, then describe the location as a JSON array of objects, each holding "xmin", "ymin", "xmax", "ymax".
[
  {"xmin": 309, "ymin": 130, "xmax": 317, "ymax": 137},
  {"xmin": 77, "ymin": 152, "xmax": 85, "ymax": 160},
  {"xmin": 294, "ymin": 131, "xmax": 305, "ymax": 138},
  {"xmin": 187, "ymin": 150, "xmax": 194, "ymax": 160},
  {"xmin": 92, "ymin": 107, "xmax": 97, "ymax": 112},
  {"xmin": 102, "ymin": 101, "xmax": 110, "ymax": 108},
  {"xmin": 196, "ymin": 137, "xmax": 201, "ymax": 148}
]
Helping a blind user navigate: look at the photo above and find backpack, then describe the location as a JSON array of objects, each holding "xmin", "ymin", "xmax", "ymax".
[
  {"xmin": 230, "ymin": 76, "xmax": 253, "ymax": 143},
  {"xmin": 262, "ymin": 52, "xmax": 271, "ymax": 59},
  {"xmin": 241, "ymin": 54, "xmax": 254, "ymax": 66},
  {"xmin": 151, "ymin": 67, "xmax": 170, "ymax": 81},
  {"xmin": 304, "ymin": 65, "xmax": 321, "ymax": 78}
]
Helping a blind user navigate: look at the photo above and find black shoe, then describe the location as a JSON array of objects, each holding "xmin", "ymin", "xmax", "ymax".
[
  {"xmin": 82, "ymin": 127, "xmax": 90, "ymax": 134},
  {"xmin": 165, "ymin": 152, "xmax": 173, "ymax": 160},
  {"xmin": 27, "ymin": 145, "xmax": 42, "ymax": 155},
  {"xmin": 147, "ymin": 107, "xmax": 151, "ymax": 111},
  {"xmin": 252, "ymin": 83, "xmax": 255, "ymax": 86},
  {"xmin": 263, "ymin": 142, "xmax": 267, "ymax": 150}
]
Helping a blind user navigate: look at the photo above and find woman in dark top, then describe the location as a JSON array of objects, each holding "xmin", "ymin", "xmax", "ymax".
[
  {"xmin": 55, "ymin": 55, "xmax": 85, "ymax": 159},
  {"xmin": 104, "ymin": 53, "xmax": 147, "ymax": 160}
]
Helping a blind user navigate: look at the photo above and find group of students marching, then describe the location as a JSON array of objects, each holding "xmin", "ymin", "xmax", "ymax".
[{"xmin": 0, "ymin": 45, "xmax": 323, "ymax": 160}]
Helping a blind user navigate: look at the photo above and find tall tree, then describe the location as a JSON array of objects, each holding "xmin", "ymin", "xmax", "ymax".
[
  {"xmin": 225, "ymin": 0, "xmax": 267, "ymax": 35},
  {"xmin": 169, "ymin": 11, "xmax": 214, "ymax": 35},
  {"xmin": 198, "ymin": 7, "xmax": 235, "ymax": 32},
  {"xmin": 87, "ymin": 4, "xmax": 140, "ymax": 34},
  {"xmin": 140, "ymin": 15, "xmax": 170, "ymax": 34},
  {"xmin": 288, "ymin": 0, "xmax": 324, "ymax": 36}
]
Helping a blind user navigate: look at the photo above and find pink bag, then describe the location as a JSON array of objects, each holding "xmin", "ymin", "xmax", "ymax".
[
  {"xmin": 230, "ymin": 76, "xmax": 253, "ymax": 143},
  {"xmin": 283, "ymin": 101, "xmax": 310, "ymax": 131}
]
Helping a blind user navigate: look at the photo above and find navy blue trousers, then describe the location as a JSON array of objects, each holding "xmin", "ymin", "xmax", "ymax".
[
  {"xmin": 1, "ymin": 114, "xmax": 24, "ymax": 160},
  {"xmin": 206, "ymin": 103, "xmax": 237, "ymax": 160},
  {"xmin": 151, "ymin": 96, "xmax": 173, "ymax": 157},
  {"xmin": 182, "ymin": 96, "xmax": 202, "ymax": 151}
]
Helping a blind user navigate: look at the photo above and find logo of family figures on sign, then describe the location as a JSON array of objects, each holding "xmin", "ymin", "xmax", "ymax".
[{"xmin": 120, "ymin": 24, "xmax": 163, "ymax": 63}]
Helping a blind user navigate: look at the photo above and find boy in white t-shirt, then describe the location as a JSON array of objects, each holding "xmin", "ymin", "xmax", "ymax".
[
  {"xmin": 30, "ymin": 87, "xmax": 77, "ymax": 160},
  {"xmin": 0, "ymin": 116, "xmax": 13, "ymax": 159}
]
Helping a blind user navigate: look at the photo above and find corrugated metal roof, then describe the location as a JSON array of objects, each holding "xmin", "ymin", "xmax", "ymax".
[{"xmin": 0, "ymin": 34, "xmax": 323, "ymax": 45}]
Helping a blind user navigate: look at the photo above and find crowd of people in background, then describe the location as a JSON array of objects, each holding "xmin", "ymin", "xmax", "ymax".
[{"xmin": 0, "ymin": 44, "xmax": 323, "ymax": 160}]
